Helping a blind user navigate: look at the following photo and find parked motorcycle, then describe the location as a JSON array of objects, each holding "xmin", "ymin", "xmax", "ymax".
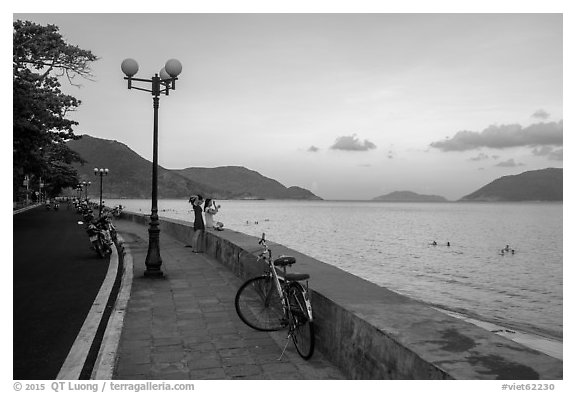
[
  {"xmin": 99, "ymin": 214, "xmax": 117, "ymax": 244},
  {"xmin": 82, "ymin": 209, "xmax": 95, "ymax": 224},
  {"xmin": 111, "ymin": 205, "xmax": 123, "ymax": 218},
  {"xmin": 80, "ymin": 214, "xmax": 114, "ymax": 258}
]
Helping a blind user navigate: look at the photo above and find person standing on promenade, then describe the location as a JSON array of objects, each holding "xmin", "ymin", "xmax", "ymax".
[
  {"xmin": 189, "ymin": 195, "xmax": 205, "ymax": 252},
  {"xmin": 204, "ymin": 198, "xmax": 220, "ymax": 229}
]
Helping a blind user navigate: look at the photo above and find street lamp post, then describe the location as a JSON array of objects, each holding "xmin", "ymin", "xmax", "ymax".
[
  {"xmin": 121, "ymin": 58, "xmax": 182, "ymax": 278},
  {"xmin": 94, "ymin": 168, "xmax": 109, "ymax": 217}
]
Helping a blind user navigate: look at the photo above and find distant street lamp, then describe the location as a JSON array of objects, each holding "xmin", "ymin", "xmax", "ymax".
[
  {"xmin": 23, "ymin": 175, "xmax": 29, "ymax": 205},
  {"xmin": 82, "ymin": 181, "xmax": 91, "ymax": 201},
  {"xmin": 39, "ymin": 177, "xmax": 44, "ymax": 204},
  {"xmin": 121, "ymin": 58, "xmax": 182, "ymax": 278},
  {"xmin": 94, "ymin": 168, "xmax": 109, "ymax": 217}
]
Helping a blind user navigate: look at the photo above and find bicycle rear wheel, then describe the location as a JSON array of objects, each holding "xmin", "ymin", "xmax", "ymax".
[
  {"xmin": 287, "ymin": 283, "xmax": 315, "ymax": 359},
  {"xmin": 235, "ymin": 275, "xmax": 286, "ymax": 331}
]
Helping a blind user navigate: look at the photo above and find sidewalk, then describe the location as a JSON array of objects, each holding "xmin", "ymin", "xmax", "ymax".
[{"xmin": 113, "ymin": 220, "xmax": 345, "ymax": 380}]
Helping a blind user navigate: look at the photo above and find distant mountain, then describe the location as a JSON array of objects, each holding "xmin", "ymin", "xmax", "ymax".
[
  {"xmin": 67, "ymin": 135, "xmax": 224, "ymax": 199},
  {"xmin": 174, "ymin": 167, "xmax": 322, "ymax": 200},
  {"xmin": 372, "ymin": 191, "xmax": 448, "ymax": 202},
  {"xmin": 460, "ymin": 168, "xmax": 563, "ymax": 202},
  {"xmin": 285, "ymin": 186, "xmax": 321, "ymax": 200},
  {"xmin": 67, "ymin": 135, "xmax": 321, "ymax": 200}
]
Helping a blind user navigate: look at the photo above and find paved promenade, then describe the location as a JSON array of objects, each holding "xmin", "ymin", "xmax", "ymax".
[{"xmin": 113, "ymin": 220, "xmax": 345, "ymax": 380}]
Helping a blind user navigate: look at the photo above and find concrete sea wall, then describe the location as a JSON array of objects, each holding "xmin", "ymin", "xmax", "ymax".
[{"xmin": 120, "ymin": 212, "xmax": 562, "ymax": 379}]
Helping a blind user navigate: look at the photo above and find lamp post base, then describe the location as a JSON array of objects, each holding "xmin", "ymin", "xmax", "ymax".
[
  {"xmin": 143, "ymin": 269, "xmax": 164, "ymax": 278},
  {"xmin": 144, "ymin": 219, "xmax": 164, "ymax": 278}
]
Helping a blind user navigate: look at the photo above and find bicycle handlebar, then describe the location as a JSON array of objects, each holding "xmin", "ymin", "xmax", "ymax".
[{"xmin": 257, "ymin": 232, "xmax": 272, "ymax": 261}]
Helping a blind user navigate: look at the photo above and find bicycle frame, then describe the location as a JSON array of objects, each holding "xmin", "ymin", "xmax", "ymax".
[
  {"xmin": 257, "ymin": 237, "xmax": 313, "ymax": 323},
  {"xmin": 292, "ymin": 281, "xmax": 314, "ymax": 323},
  {"xmin": 257, "ymin": 243, "xmax": 288, "ymax": 314}
]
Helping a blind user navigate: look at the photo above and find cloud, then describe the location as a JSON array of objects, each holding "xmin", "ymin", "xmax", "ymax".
[
  {"xmin": 531, "ymin": 109, "xmax": 551, "ymax": 120},
  {"xmin": 548, "ymin": 149, "xmax": 563, "ymax": 161},
  {"xmin": 532, "ymin": 146, "xmax": 563, "ymax": 161},
  {"xmin": 330, "ymin": 134, "xmax": 377, "ymax": 151},
  {"xmin": 469, "ymin": 153, "xmax": 490, "ymax": 161},
  {"xmin": 307, "ymin": 145, "xmax": 320, "ymax": 152},
  {"xmin": 495, "ymin": 158, "xmax": 524, "ymax": 167},
  {"xmin": 430, "ymin": 121, "xmax": 562, "ymax": 151},
  {"xmin": 469, "ymin": 153, "xmax": 500, "ymax": 161}
]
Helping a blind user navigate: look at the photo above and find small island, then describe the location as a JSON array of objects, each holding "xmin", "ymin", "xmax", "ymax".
[{"xmin": 372, "ymin": 191, "xmax": 448, "ymax": 202}]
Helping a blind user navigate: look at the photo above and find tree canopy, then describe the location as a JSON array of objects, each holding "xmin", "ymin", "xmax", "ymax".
[{"xmin": 13, "ymin": 20, "xmax": 98, "ymax": 199}]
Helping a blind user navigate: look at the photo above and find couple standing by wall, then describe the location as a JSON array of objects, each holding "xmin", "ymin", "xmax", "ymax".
[{"xmin": 188, "ymin": 195, "xmax": 222, "ymax": 253}]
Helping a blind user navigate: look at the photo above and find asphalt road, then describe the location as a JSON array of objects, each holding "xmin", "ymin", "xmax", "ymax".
[{"xmin": 13, "ymin": 205, "xmax": 110, "ymax": 380}]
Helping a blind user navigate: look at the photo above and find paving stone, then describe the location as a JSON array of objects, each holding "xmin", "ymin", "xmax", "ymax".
[
  {"xmin": 221, "ymin": 355, "xmax": 257, "ymax": 367},
  {"xmin": 189, "ymin": 367, "xmax": 228, "ymax": 380},
  {"xmin": 118, "ymin": 352, "xmax": 151, "ymax": 365},
  {"xmin": 224, "ymin": 364, "xmax": 263, "ymax": 378},
  {"xmin": 150, "ymin": 362, "xmax": 189, "ymax": 379},
  {"xmin": 185, "ymin": 342, "xmax": 215, "ymax": 352},
  {"xmin": 181, "ymin": 336, "xmax": 213, "ymax": 348},
  {"xmin": 115, "ymin": 360, "xmax": 151, "ymax": 377},
  {"xmin": 115, "ymin": 374, "xmax": 147, "ymax": 380},
  {"xmin": 152, "ymin": 337, "xmax": 182, "ymax": 347},
  {"xmin": 151, "ymin": 351, "xmax": 187, "ymax": 364},
  {"xmin": 217, "ymin": 347, "xmax": 252, "ymax": 358},
  {"xmin": 187, "ymin": 357, "xmax": 222, "ymax": 371},
  {"xmin": 261, "ymin": 362, "xmax": 300, "ymax": 374}
]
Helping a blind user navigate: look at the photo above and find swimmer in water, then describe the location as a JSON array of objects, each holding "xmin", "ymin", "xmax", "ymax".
[
  {"xmin": 431, "ymin": 241, "xmax": 437, "ymax": 246},
  {"xmin": 446, "ymin": 242, "xmax": 451, "ymax": 247}
]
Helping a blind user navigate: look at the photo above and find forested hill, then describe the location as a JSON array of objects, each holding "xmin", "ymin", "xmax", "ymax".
[
  {"xmin": 460, "ymin": 168, "xmax": 562, "ymax": 202},
  {"xmin": 67, "ymin": 135, "xmax": 322, "ymax": 200},
  {"xmin": 372, "ymin": 191, "xmax": 448, "ymax": 202},
  {"xmin": 174, "ymin": 167, "xmax": 321, "ymax": 200}
]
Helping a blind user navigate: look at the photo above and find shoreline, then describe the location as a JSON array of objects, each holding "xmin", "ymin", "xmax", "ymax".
[{"xmin": 432, "ymin": 307, "xmax": 562, "ymax": 360}]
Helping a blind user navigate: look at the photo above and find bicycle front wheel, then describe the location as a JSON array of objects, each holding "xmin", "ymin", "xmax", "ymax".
[
  {"xmin": 235, "ymin": 275, "xmax": 286, "ymax": 331},
  {"xmin": 287, "ymin": 283, "xmax": 315, "ymax": 359}
]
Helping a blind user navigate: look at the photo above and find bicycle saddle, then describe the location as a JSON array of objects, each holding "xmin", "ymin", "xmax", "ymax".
[{"xmin": 273, "ymin": 255, "xmax": 296, "ymax": 267}]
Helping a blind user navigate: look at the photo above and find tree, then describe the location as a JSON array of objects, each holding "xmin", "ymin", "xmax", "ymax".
[{"xmin": 13, "ymin": 20, "xmax": 98, "ymax": 200}]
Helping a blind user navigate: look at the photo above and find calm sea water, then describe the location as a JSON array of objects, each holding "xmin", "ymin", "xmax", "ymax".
[{"xmin": 108, "ymin": 199, "xmax": 563, "ymax": 341}]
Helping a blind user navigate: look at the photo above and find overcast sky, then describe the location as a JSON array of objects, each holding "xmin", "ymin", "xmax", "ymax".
[{"xmin": 12, "ymin": 12, "xmax": 563, "ymax": 200}]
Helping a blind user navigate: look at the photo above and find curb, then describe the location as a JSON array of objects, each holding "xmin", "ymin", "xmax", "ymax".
[
  {"xmin": 56, "ymin": 235, "xmax": 133, "ymax": 380},
  {"xmin": 13, "ymin": 204, "xmax": 40, "ymax": 215},
  {"xmin": 90, "ymin": 235, "xmax": 133, "ymax": 379},
  {"xmin": 56, "ymin": 244, "xmax": 119, "ymax": 379}
]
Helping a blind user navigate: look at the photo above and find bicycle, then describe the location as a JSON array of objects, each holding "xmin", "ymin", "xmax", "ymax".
[{"xmin": 234, "ymin": 233, "xmax": 315, "ymax": 360}]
